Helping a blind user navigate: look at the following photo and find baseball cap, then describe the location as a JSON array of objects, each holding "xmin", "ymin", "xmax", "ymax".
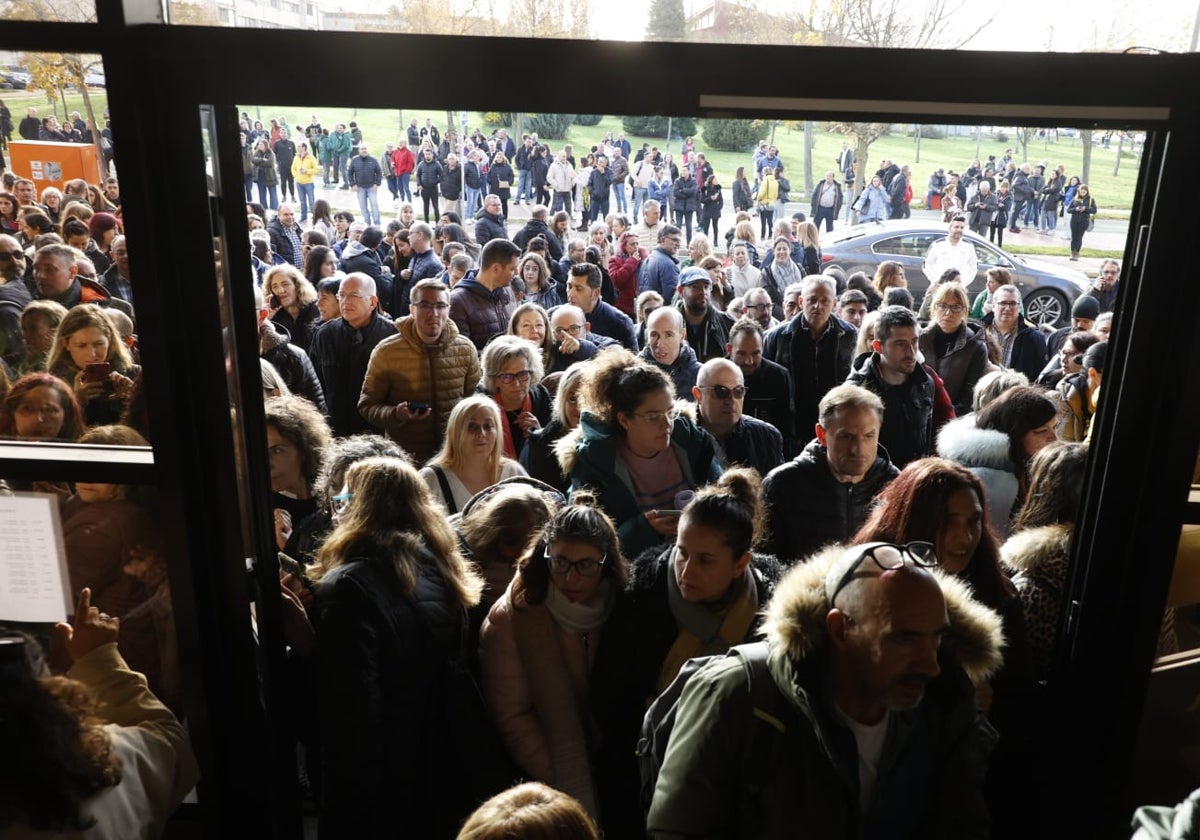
[{"xmin": 679, "ymin": 267, "xmax": 712, "ymax": 287}]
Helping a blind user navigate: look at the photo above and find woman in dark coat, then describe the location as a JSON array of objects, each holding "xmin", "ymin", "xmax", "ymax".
[
  {"xmin": 488, "ymin": 151, "xmax": 515, "ymax": 219},
  {"xmin": 310, "ymin": 455, "xmax": 492, "ymax": 838},
  {"xmin": 731, "ymin": 165, "xmax": 753, "ymax": 212},
  {"xmin": 699, "ymin": 174, "xmax": 723, "ymax": 243}
]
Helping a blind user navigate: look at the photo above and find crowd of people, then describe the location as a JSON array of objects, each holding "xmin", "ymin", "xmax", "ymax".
[{"xmin": 0, "ymin": 114, "xmax": 1140, "ymax": 838}]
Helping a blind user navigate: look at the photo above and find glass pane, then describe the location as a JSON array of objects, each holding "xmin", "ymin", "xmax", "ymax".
[
  {"xmin": 2, "ymin": 54, "xmax": 150, "ymax": 450},
  {"xmin": 166, "ymin": 0, "xmax": 1195, "ymax": 53},
  {"xmin": 3, "ymin": 0, "xmax": 96, "ymax": 23}
]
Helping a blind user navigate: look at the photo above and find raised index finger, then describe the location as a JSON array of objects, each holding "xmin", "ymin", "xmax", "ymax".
[{"xmin": 76, "ymin": 587, "xmax": 92, "ymax": 617}]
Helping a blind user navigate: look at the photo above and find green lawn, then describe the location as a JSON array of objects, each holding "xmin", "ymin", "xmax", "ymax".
[
  {"xmin": 244, "ymin": 106, "xmax": 1145, "ymax": 210},
  {"xmin": 2, "ymin": 88, "xmax": 109, "ymax": 125}
]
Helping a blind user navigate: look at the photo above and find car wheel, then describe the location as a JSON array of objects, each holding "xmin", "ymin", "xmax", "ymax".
[{"xmin": 1024, "ymin": 289, "xmax": 1068, "ymax": 328}]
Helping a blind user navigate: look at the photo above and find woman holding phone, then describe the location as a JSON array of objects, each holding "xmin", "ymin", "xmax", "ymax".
[{"xmin": 46, "ymin": 305, "xmax": 136, "ymax": 428}]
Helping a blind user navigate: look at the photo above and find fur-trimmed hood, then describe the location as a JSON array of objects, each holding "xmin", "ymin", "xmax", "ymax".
[
  {"xmin": 1001, "ymin": 523, "xmax": 1073, "ymax": 578},
  {"xmin": 936, "ymin": 414, "xmax": 1014, "ymax": 473},
  {"xmin": 760, "ymin": 544, "xmax": 1005, "ymax": 685}
]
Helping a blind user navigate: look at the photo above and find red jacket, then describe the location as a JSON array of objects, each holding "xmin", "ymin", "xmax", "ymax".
[
  {"xmin": 607, "ymin": 249, "xmax": 645, "ymax": 316},
  {"xmin": 390, "ymin": 146, "xmax": 415, "ymax": 176}
]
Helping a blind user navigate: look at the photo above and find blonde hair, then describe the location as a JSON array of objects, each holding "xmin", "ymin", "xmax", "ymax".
[
  {"xmin": 429, "ymin": 395, "xmax": 509, "ymax": 479},
  {"xmin": 457, "ymin": 782, "xmax": 599, "ymax": 840},
  {"xmin": 310, "ymin": 456, "xmax": 483, "ymax": 606},
  {"xmin": 46, "ymin": 304, "xmax": 133, "ymax": 375},
  {"xmin": 264, "ymin": 264, "xmax": 318, "ymax": 306}
]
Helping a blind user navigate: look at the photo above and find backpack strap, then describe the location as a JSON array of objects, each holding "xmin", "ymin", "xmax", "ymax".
[
  {"xmin": 731, "ymin": 641, "xmax": 796, "ymax": 800},
  {"xmin": 429, "ymin": 464, "xmax": 458, "ymax": 514}
]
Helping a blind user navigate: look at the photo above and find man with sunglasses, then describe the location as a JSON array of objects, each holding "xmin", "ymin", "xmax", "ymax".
[
  {"xmin": 648, "ymin": 539, "xmax": 1000, "ymax": 838},
  {"xmin": 692, "ymin": 358, "xmax": 783, "ymax": 477},
  {"xmin": 846, "ymin": 306, "xmax": 955, "ymax": 468}
]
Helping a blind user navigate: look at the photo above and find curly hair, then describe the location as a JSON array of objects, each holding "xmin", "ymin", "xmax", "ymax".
[
  {"xmin": 264, "ymin": 394, "xmax": 332, "ymax": 495},
  {"xmin": 580, "ymin": 347, "xmax": 673, "ymax": 431},
  {"xmin": 0, "ymin": 630, "xmax": 122, "ymax": 832},
  {"xmin": 264, "ymin": 264, "xmax": 318, "ymax": 307}
]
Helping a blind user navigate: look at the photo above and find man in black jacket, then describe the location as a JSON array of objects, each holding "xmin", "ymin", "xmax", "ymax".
[
  {"xmin": 846, "ymin": 306, "xmax": 955, "ymax": 468},
  {"xmin": 761, "ymin": 383, "xmax": 898, "ymax": 565},
  {"xmin": 308, "ymin": 273, "xmax": 397, "ymax": 437},
  {"xmin": 474, "ymin": 194, "xmax": 508, "ymax": 244},
  {"xmin": 511, "ymin": 205, "xmax": 564, "ymax": 262},
  {"xmin": 673, "ymin": 266, "xmax": 734, "ymax": 364},
  {"xmin": 727, "ymin": 319, "xmax": 792, "ymax": 443},
  {"xmin": 267, "ymin": 204, "xmax": 304, "ymax": 267},
  {"xmin": 347, "ymin": 143, "xmax": 383, "ymax": 226},
  {"xmin": 888, "ymin": 164, "xmax": 911, "ymax": 219},
  {"xmin": 692, "ymin": 358, "xmax": 784, "ymax": 477}
]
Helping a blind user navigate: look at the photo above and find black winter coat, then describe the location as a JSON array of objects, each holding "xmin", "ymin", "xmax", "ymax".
[
  {"xmin": 313, "ymin": 545, "xmax": 487, "ymax": 838},
  {"xmin": 474, "ymin": 209, "xmax": 509, "ymax": 244},
  {"xmin": 518, "ymin": 418, "xmax": 572, "ymax": 494},
  {"xmin": 763, "ymin": 314, "xmax": 858, "ymax": 435},
  {"xmin": 308, "ymin": 313, "xmax": 398, "ymax": 437},
  {"xmin": 261, "ymin": 325, "xmax": 328, "ymax": 414},
  {"xmin": 761, "ymin": 438, "xmax": 899, "ymax": 565},
  {"xmin": 672, "ymin": 176, "xmax": 699, "ymax": 214},
  {"xmin": 415, "ymin": 158, "xmax": 443, "ymax": 192},
  {"xmin": 440, "ymin": 165, "xmax": 463, "ymax": 200}
]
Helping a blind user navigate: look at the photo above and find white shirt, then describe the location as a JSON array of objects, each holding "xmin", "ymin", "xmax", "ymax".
[
  {"xmin": 923, "ymin": 236, "xmax": 979, "ymax": 285},
  {"xmin": 834, "ymin": 706, "xmax": 891, "ymax": 811}
]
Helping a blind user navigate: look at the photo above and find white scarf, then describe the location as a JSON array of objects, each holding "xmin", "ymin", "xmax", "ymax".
[{"xmin": 545, "ymin": 579, "xmax": 614, "ymax": 634}]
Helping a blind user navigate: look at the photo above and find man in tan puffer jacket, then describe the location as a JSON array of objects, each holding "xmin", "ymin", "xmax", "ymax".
[{"xmin": 358, "ymin": 278, "xmax": 482, "ymax": 462}]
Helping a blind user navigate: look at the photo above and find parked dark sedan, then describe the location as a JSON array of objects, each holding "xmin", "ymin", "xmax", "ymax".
[{"xmin": 819, "ymin": 222, "xmax": 1091, "ymax": 326}]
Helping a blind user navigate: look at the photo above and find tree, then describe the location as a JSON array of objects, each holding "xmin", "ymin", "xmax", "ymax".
[
  {"xmin": 1079, "ymin": 130, "xmax": 1093, "ymax": 186},
  {"xmin": 701, "ymin": 118, "xmax": 769, "ymax": 152},
  {"xmin": 623, "ymin": 115, "xmax": 697, "ymax": 139},
  {"xmin": 645, "ymin": 0, "xmax": 685, "ymax": 41},
  {"xmin": 828, "ymin": 121, "xmax": 891, "ymax": 196},
  {"xmin": 1014, "ymin": 126, "xmax": 1037, "ymax": 163},
  {"xmin": 21, "ymin": 51, "xmax": 108, "ymax": 179},
  {"xmin": 576, "ymin": 115, "xmax": 604, "ymax": 127},
  {"xmin": 167, "ymin": 1, "xmax": 219, "ymax": 24},
  {"xmin": 791, "ymin": 0, "xmax": 993, "ymax": 49},
  {"xmin": 525, "ymin": 114, "xmax": 575, "ymax": 139}
]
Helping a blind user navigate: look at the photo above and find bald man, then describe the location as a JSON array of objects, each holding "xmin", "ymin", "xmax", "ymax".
[
  {"xmin": 692, "ymin": 357, "xmax": 782, "ymax": 476},
  {"xmin": 649, "ymin": 541, "xmax": 1002, "ymax": 838}
]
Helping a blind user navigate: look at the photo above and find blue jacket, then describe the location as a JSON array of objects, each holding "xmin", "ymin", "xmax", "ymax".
[
  {"xmin": 647, "ymin": 179, "xmax": 672, "ymax": 208},
  {"xmin": 639, "ymin": 342, "xmax": 700, "ymax": 400},
  {"xmin": 584, "ymin": 299, "xmax": 639, "ymax": 351},
  {"xmin": 638, "ymin": 246, "xmax": 680, "ymax": 300},
  {"xmin": 346, "ymin": 154, "xmax": 383, "ymax": 188}
]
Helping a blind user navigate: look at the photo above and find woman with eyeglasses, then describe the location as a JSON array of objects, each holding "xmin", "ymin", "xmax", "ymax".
[
  {"xmin": 918, "ymin": 281, "xmax": 990, "ymax": 416},
  {"xmin": 520, "ymin": 363, "xmax": 587, "ymax": 494},
  {"xmin": 478, "ymin": 496, "xmax": 628, "ymax": 822},
  {"xmin": 308, "ymin": 455, "xmax": 491, "ymax": 837},
  {"xmin": 558, "ymin": 348, "xmax": 720, "ymax": 560},
  {"xmin": 422, "ymin": 395, "xmax": 528, "ymax": 515},
  {"xmin": 476, "ymin": 335, "xmax": 552, "ymax": 462}
]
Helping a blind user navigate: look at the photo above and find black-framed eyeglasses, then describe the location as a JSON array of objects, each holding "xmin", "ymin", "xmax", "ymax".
[
  {"xmin": 495, "ymin": 370, "xmax": 533, "ymax": 385},
  {"xmin": 0, "ymin": 251, "xmax": 24, "ymax": 261},
  {"xmin": 545, "ymin": 550, "xmax": 606, "ymax": 577},
  {"xmin": 698, "ymin": 384, "xmax": 746, "ymax": 400},
  {"xmin": 829, "ymin": 541, "xmax": 938, "ymax": 607},
  {"xmin": 744, "ymin": 302, "xmax": 770, "ymax": 311}
]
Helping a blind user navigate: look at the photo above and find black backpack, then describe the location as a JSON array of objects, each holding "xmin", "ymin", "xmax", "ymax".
[{"xmin": 636, "ymin": 641, "xmax": 793, "ymax": 814}]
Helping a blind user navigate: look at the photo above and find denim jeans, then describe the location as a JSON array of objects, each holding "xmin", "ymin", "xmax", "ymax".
[
  {"xmin": 386, "ymin": 174, "xmax": 398, "ymax": 199},
  {"xmin": 1010, "ymin": 199, "xmax": 1026, "ymax": 228},
  {"xmin": 1041, "ymin": 208, "xmax": 1058, "ymax": 232},
  {"xmin": 297, "ymin": 182, "xmax": 315, "ymax": 220},
  {"xmin": 257, "ymin": 174, "xmax": 278, "ymax": 210},
  {"xmin": 517, "ymin": 169, "xmax": 531, "ymax": 203},
  {"xmin": 465, "ymin": 186, "xmax": 482, "ymax": 217},
  {"xmin": 590, "ymin": 195, "xmax": 609, "ymax": 223},
  {"xmin": 357, "ymin": 186, "xmax": 380, "ymax": 225},
  {"xmin": 613, "ymin": 182, "xmax": 627, "ymax": 213},
  {"xmin": 814, "ymin": 205, "xmax": 836, "ymax": 232},
  {"xmin": 244, "ymin": 175, "xmax": 253, "ymax": 201},
  {"xmin": 322, "ymin": 162, "xmax": 333, "ymax": 186},
  {"xmin": 1024, "ymin": 198, "xmax": 1041, "ymax": 227},
  {"xmin": 552, "ymin": 190, "xmax": 572, "ymax": 217},
  {"xmin": 631, "ymin": 187, "xmax": 647, "ymax": 222},
  {"xmin": 398, "ymin": 173, "xmax": 412, "ymax": 202}
]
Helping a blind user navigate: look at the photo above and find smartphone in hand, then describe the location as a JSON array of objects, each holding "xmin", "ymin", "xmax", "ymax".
[{"xmin": 84, "ymin": 362, "xmax": 112, "ymax": 382}]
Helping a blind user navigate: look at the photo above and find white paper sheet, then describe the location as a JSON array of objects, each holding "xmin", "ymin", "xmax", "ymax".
[{"xmin": 0, "ymin": 493, "xmax": 72, "ymax": 623}]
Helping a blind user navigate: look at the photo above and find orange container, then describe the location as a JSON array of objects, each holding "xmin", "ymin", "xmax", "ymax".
[
  {"xmin": 8, "ymin": 140, "xmax": 102, "ymax": 191},
  {"xmin": 931, "ymin": 194, "xmax": 942, "ymax": 210}
]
